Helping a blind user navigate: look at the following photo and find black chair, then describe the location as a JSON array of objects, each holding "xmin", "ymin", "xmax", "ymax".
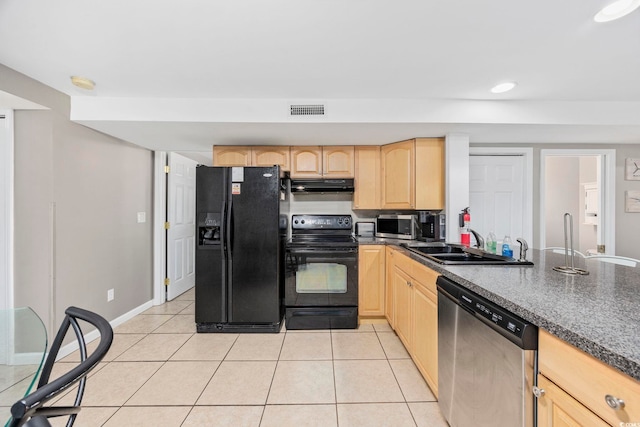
[{"xmin": 8, "ymin": 306, "xmax": 114, "ymax": 427}]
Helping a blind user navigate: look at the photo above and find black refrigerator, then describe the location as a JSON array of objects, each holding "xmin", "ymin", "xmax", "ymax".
[{"xmin": 195, "ymin": 165, "xmax": 289, "ymax": 333}]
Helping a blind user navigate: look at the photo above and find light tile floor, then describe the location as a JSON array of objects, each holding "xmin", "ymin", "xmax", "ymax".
[{"xmin": 21, "ymin": 288, "xmax": 450, "ymax": 426}]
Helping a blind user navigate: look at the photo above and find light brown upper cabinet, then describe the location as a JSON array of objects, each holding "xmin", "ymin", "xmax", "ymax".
[
  {"xmin": 353, "ymin": 146, "xmax": 381, "ymax": 209},
  {"xmin": 213, "ymin": 146, "xmax": 290, "ymax": 171},
  {"xmin": 415, "ymin": 138, "xmax": 445, "ymax": 210},
  {"xmin": 323, "ymin": 146, "xmax": 355, "ymax": 177},
  {"xmin": 290, "ymin": 146, "xmax": 323, "ymax": 178},
  {"xmin": 212, "ymin": 146, "xmax": 252, "ymax": 166},
  {"xmin": 381, "ymin": 140, "xmax": 414, "ymax": 209},
  {"xmin": 381, "ymin": 138, "xmax": 444, "ymax": 210},
  {"xmin": 251, "ymin": 146, "xmax": 291, "ymax": 170},
  {"xmin": 290, "ymin": 146, "xmax": 354, "ymax": 178}
]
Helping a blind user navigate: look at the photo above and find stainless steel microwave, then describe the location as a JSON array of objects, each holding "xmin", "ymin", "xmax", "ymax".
[{"xmin": 375, "ymin": 215, "xmax": 419, "ymax": 240}]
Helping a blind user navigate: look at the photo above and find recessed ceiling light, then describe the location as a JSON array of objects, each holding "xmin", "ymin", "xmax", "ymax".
[
  {"xmin": 490, "ymin": 82, "xmax": 517, "ymax": 94},
  {"xmin": 594, "ymin": 0, "xmax": 640, "ymax": 22},
  {"xmin": 70, "ymin": 76, "xmax": 95, "ymax": 91}
]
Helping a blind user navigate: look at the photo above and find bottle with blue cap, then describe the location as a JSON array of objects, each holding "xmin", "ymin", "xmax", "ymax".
[{"xmin": 502, "ymin": 235, "xmax": 513, "ymax": 258}]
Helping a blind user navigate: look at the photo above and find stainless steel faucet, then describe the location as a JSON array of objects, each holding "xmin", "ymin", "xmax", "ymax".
[
  {"xmin": 469, "ymin": 229, "xmax": 484, "ymax": 250},
  {"xmin": 516, "ymin": 238, "xmax": 529, "ymax": 262}
]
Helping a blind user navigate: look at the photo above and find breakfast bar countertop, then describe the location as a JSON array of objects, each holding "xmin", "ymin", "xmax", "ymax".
[{"xmin": 358, "ymin": 239, "xmax": 640, "ymax": 381}]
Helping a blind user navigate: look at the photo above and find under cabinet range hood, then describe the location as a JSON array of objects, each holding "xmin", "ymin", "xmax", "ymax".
[{"xmin": 290, "ymin": 178, "xmax": 354, "ymax": 193}]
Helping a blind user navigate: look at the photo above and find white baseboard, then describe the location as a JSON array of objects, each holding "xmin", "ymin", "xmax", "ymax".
[
  {"xmin": 55, "ymin": 300, "xmax": 154, "ymax": 361},
  {"xmin": 11, "ymin": 352, "xmax": 46, "ymax": 365}
]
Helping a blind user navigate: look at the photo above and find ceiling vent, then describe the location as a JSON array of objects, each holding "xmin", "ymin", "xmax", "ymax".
[{"xmin": 290, "ymin": 104, "xmax": 325, "ymax": 116}]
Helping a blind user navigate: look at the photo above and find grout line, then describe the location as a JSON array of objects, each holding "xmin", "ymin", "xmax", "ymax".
[
  {"xmin": 68, "ymin": 300, "xmax": 444, "ymax": 426},
  {"xmin": 191, "ymin": 334, "xmax": 240, "ymax": 406},
  {"xmin": 257, "ymin": 332, "xmax": 287, "ymax": 425},
  {"xmin": 330, "ymin": 329, "xmax": 340, "ymax": 426}
]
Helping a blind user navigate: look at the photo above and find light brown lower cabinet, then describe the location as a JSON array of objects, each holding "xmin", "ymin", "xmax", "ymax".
[
  {"xmin": 537, "ymin": 374, "xmax": 609, "ymax": 427},
  {"xmin": 358, "ymin": 245, "xmax": 385, "ymax": 317},
  {"xmin": 411, "ymin": 266, "xmax": 438, "ymax": 395},
  {"xmin": 382, "ymin": 249, "xmax": 640, "ymax": 420},
  {"xmin": 392, "ymin": 264, "xmax": 413, "ymax": 348},
  {"xmin": 538, "ymin": 329, "xmax": 640, "ymax": 427},
  {"xmin": 385, "ymin": 246, "xmax": 397, "ymax": 328},
  {"xmin": 386, "ymin": 248, "xmax": 439, "ymax": 397}
]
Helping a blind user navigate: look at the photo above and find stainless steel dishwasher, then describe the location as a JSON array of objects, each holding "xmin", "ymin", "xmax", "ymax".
[{"xmin": 437, "ymin": 276, "xmax": 538, "ymax": 427}]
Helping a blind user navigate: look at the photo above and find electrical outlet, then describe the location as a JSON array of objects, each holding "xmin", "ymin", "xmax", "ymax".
[
  {"xmin": 137, "ymin": 212, "xmax": 146, "ymax": 223},
  {"xmin": 107, "ymin": 288, "xmax": 114, "ymax": 302}
]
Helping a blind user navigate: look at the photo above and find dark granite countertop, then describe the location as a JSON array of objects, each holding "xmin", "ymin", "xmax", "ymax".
[{"xmin": 357, "ymin": 238, "xmax": 640, "ymax": 381}]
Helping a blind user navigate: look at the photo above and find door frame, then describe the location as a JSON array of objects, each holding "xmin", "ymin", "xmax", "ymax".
[
  {"xmin": 469, "ymin": 147, "xmax": 534, "ymax": 246},
  {"xmin": 540, "ymin": 149, "xmax": 616, "ymax": 254},
  {"xmin": 0, "ymin": 110, "xmax": 14, "ymax": 310},
  {"xmin": 152, "ymin": 151, "xmax": 168, "ymax": 306}
]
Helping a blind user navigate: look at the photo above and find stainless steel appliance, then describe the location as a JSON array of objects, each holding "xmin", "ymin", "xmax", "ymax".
[
  {"xmin": 419, "ymin": 211, "xmax": 446, "ymax": 241},
  {"xmin": 437, "ymin": 276, "xmax": 538, "ymax": 427},
  {"xmin": 375, "ymin": 214, "xmax": 419, "ymax": 240},
  {"xmin": 195, "ymin": 166, "xmax": 289, "ymax": 333},
  {"xmin": 285, "ymin": 215, "xmax": 358, "ymax": 329}
]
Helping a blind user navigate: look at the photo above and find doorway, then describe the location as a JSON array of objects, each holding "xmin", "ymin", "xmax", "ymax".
[
  {"xmin": 153, "ymin": 151, "xmax": 210, "ymax": 305},
  {"xmin": 165, "ymin": 152, "xmax": 197, "ymax": 301},
  {"xmin": 0, "ymin": 111, "xmax": 13, "ymax": 310},
  {"xmin": 540, "ymin": 149, "xmax": 616, "ymax": 255},
  {"xmin": 468, "ymin": 147, "xmax": 534, "ymax": 249}
]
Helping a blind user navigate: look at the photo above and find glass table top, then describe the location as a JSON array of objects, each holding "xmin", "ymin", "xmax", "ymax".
[{"xmin": 0, "ymin": 307, "xmax": 47, "ymax": 424}]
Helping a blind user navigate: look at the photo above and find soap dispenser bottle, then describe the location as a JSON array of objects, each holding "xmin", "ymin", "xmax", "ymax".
[
  {"xmin": 486, "ymin": 232, "xmax": 497, "ymax": 254},
  {"xmin": 502, "ymin": 235, "xmax": 513, "ymax": 258}
]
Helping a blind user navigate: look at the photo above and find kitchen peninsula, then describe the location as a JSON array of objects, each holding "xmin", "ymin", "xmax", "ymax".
[
  {"xmin": 412, "ymin": 247, "xmax": 639, "ymax": 378},
  {"xmin": 361, "ymin": 241, "xmax": 640, "ymax": 426}
]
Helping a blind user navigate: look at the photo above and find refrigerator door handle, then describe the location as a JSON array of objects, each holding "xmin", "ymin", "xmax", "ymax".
[
  {"xmin": 226, "ymin": 199, "xmax": 233, "ymax": 256},
  {"xmin": 221, "ymin": 201, "xmax": 227, "ymax": 253},
  {"xmin": 225, "ymin": 193, "xmax": 234, "ymax": 323}
]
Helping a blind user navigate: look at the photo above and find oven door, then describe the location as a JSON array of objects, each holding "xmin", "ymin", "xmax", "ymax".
[{"xmin": 285, "ymin": 246, "xmax": 358, "ymax": 308}]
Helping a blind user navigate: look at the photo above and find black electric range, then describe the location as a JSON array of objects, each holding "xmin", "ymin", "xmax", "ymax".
[{"xmin": 284, "ymin": 215, "xmax": 358, "ymax": 329}]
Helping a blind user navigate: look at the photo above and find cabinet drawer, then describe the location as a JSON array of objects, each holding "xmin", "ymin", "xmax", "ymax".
[
  {"xmin": 394, "ymin": 250, "xmax": 414, "ymax": 275},
  {"xmin": 539, "ymin": 330, "xmax": 640, "ymax": 425},
  {"xmin": 537, "ymin": 374, "xmax": 609, "ymax": 427},
  {"xmin": 411, "ymin": 261, "xmax": 438, "ymax": 295}
]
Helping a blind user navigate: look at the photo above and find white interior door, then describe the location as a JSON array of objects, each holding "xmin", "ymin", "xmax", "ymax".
[
  {"xmin": 469, "ymin": 155, "xmax": 527, "ymax": 248},
  {"xmin": 166, "ymin": 153, "xmax": 197, "ymax": 300}
]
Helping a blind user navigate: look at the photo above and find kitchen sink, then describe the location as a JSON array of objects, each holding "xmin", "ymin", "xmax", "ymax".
[
  {"xmin": 400, "ymin": 242, "xmax": 466, "ymax": 255},
  {"xmin": 401, "ymin": 242, "xmax": 533, "ymax": 266}
]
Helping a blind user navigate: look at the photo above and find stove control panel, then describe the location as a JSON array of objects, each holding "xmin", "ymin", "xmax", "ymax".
[{"xmin": 292, "ymin": 215, "xmax": 352, "ymax": 230}]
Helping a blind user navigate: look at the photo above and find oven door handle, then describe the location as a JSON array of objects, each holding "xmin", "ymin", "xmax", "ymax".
[{"xmin": 287, "ymin": 248, "xmax": 358, "ymax": 255}]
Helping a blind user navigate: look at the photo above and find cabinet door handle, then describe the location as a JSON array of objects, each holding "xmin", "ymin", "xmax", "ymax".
[
  {"xmin": 604, "ymin": 394, "xmax": 625, "ymax": 410},
  {"xmin": 532, "ymin": 386, "xmax": 545, "ymax": 398}
]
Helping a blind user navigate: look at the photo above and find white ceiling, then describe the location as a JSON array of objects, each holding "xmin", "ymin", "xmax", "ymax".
[{"xmin": 1, "ymin": 0, "xmax": 639, "ymax": 150}]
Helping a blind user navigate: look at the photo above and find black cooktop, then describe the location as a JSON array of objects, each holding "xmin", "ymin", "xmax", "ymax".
[{"xmin": 288, "ymin": 215, "xmax": 356, "ymax": 247}]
